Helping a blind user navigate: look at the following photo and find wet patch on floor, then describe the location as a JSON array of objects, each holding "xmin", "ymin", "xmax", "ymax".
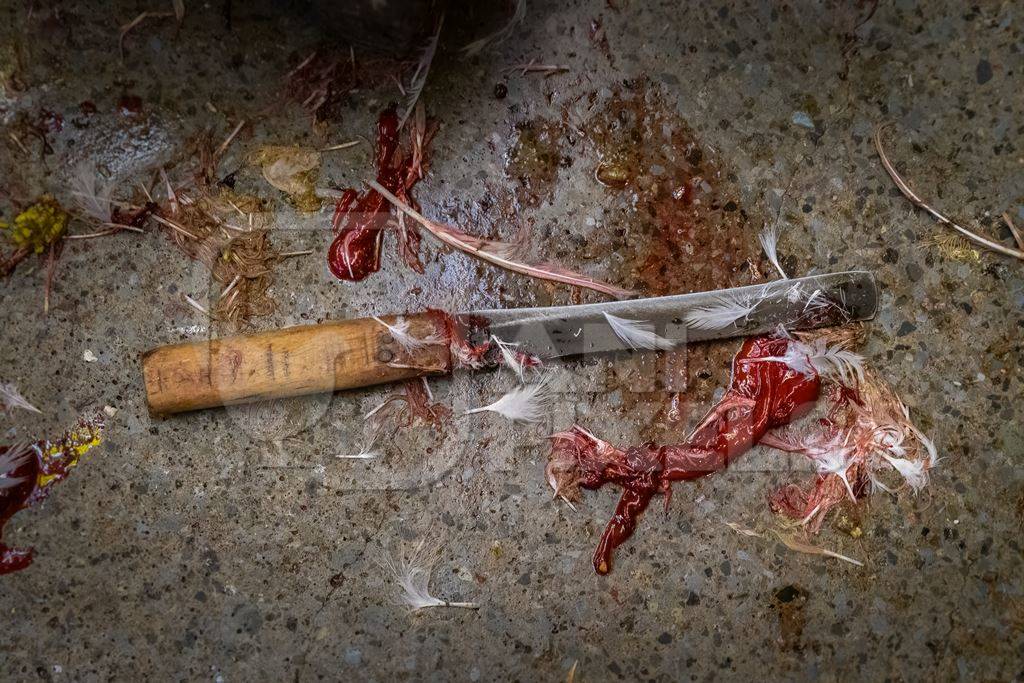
[{"xmin": 540, "ymin": 78, "xmax": 774, "ymax": 438}]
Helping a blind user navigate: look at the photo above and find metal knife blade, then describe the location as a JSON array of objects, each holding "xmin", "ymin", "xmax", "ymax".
[{"xmin": 467, "ymin": 271, "xmax": 877, "ymax": 359}]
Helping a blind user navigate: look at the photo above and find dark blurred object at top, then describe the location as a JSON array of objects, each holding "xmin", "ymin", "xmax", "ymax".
[{"xmin": 306, "ymin": 0, "xmax": 444, "ymax": 56}]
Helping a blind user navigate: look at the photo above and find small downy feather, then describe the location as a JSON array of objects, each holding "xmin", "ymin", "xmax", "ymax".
[
  {"xmin": 602, "ymin": 312, "xmax": 677, "ymax": 350},
  {"xmin": 773, "ymin": 530, "xmax": 864, "ymax": 567},
  {"xmin": 372, "ymin": 316, "xmax": 443, "ymax": 353},
  {"xmin": 724, "ymin": 520, "xmax": 862, "ymax": 566},
  {"xmin": 379, "ymin": 538, "xmax": 478, "ymax": 612},
  {"xmin": 759, "ymin": 224, "xmax": 788, "ymax": 279},
  {"xmin": 881, "ymin": 454, "xmax": 929, "ymax": 492},
  {"xmin": 336, "ymin": 450, "xmax": 379, "ymax": 460},
  {"xmin": 70, "ymin": 164, "xmax": 116, "ymax": 224},
  {"xmin": 491, "ymin": 335, "xmax": 531, "ymax": 382},
  {"xmin": 465, "ymin": 381, "xmax": 548, "ymax": 423},
  {"xmin": 399, "ymin": 17, "xmax": 444, "ymax": 128},
  {"xmin": 338, "ymin": 422, "xmax": 384, "ymax": 460},
  {"xmin": 337, "ymin": 434, "xmax": 381, "ymax": 460},
  {"xmin": 0, "ymin": 443, "xmax": 33, "ymax": 489},
  {"xmin": 1, "ymin": 383, "xmax": 41, "ymax": 415},
  {"xmin": 684, "ymin": 293, "xmax": 757, "ymax": 330},
  {"xmin": 462, "ymin": 0, "xmax": 526, "ymax": 56}
]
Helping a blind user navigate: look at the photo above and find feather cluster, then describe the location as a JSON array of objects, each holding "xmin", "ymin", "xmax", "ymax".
[
  {"xmin": 602, "ymin": 312, "xmax": 677, "ymax": 351},
  {"xmin": 758, "ymin": 224, "xmax": 788, "ymax": 279},
  {"xmin": 0, "ymin": 443, "xmax": 33, "ymax": 489},
  {"xmin": 465, "ymin": 381, "xmax": 548, "ymax": 423},
  {"xmin": 765, "ymin": 362, "xmax": 937, "ymax": 529},
  {"xmin": 379, "ymin": 538, "xmax": 477, "ymax": 612},
  {"xmin": 684, "ymin": 292, "xmax": 757, "ymax": 330},
  {"xmin": 462, "ymin": 0, "xmax": 526, "ymax": 56},
  {"xmin": 69, "ymin": 164, "xmax": 116, "ymax": 225},
  {"xmin": 368, "ymin": 180, "xmax": 634, "ymax": 299},
  {"xmin": 1, "ymin": 383, "xmax": 41, "ymax": 415}
]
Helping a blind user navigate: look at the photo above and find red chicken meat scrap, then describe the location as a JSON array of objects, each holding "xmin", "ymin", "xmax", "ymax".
[{"xmin": 547, "ymin": 332, "xmax": 937, "ymax": 575}]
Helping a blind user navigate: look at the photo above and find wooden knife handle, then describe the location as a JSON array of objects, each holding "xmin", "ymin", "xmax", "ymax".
[{"xmin": 142, "ymin": 313, "xmax": 451, "ymax": 415}]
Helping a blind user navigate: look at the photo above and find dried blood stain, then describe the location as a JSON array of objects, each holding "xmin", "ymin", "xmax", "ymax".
[
  {"xmin": 582, "ymin": 79, "xmax": 769, "ymax": 434},
  {"xmin": 506, "ymin": 118, "xmax": 569, "ymax": 208}
]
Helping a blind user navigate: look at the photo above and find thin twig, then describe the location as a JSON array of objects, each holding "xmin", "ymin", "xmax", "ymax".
[
  {"xmin": 507, "ymin": 60, "xmax": 570, "ymax": 76},
  {"xmin": 321, "ymin": 140, "xmax": 361, "ymax": 152},
  {"xmin": 873, "ymin": 124, "xmax": 1024, "ymax": 261},
  {"xmin": 137, "ymin": 179, "xmax": 154, "ymax": 203},
  {"xmin": 278, "ymin": 249, "xmax": 313, "ymax": 258},
  {"xmin": 150, "ymin": 214, "xmax": 199, "ymax": 240},
  {"xmin": 8, "ymin": 133, "xmax": 29, "ymax": 156},
  {"xmin": 214, "ymin": 120, "xmax": 246, "ymax": 160},
  {"xmin": 43, "ymin": 244, "xmax": 57, "ymax": 314},
  {"xmin": 219, "ymin": 275, "xmax": 241, "ymax": 301},
  {"xmin": 160, "ymin": 168, "xmax": 179, "ymax": 215},
  {"xmin": 64, "ymin": 223, "xmax": 145, "ymax": 239},
  {"xmin": 1002, "ymin": 212, "xmax": 1024, "ymax": 251},
  {"xmin": 285, "ymin": 51, "xmax": 317, "ymax": 80},
  {"xmin": 182, "ymin": 294, "xmax": 210, "ymax": 317}
]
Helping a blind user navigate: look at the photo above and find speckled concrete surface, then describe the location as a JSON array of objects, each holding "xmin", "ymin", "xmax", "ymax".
[{"xmin": 1, "ymin": 1, "xmax": 1022, "ymax": 680}]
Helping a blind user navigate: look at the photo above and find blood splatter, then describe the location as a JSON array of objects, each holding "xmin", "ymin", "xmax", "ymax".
[
  {"xmin": 0, "ymin": 414, "xmax": 104, "ymax": 575},
  {"xmin": 327, "ymin": 107, "xmax": 433, "ymax": 281}
]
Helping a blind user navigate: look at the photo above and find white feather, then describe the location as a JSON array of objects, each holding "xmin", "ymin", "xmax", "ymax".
[
  {"xmin": 810, "ymin": 346, "xmax": 865, "ymax": 386},
  {"xmin": 372, "ymin": 316, "xmax": 443, "ymax": 354},
  {"xmin": 759, "ymin": 224, "xmax": 788, "ymax": 279},
  {"xmin": 900, "ymin": 403, "xmax": 939, "ymax": 467},
  {"xmin": 380, "ymin": 538, "xmax": 477, "ymax": 611},
  {"xmin": 462, "ymin": 0, "xmax": 526, "ymax": 56},
  {"xmin": 0, "ymin": 383, "xmax": 41, "ymax": 415},
  {"xmin": 810, "ymin": 447, "xmax": 856, "ymax": 501},
  {"xmin": 336, "ymin": 449, "xmax": 379, "ymax": 460},
  {"xmin": 70, "ymin": 163, "xmax": 115, "ymax": 224},
  {"xmin": 0, "ymin": 443, "xmax": 33, "ymax": 489},
  {"xmin": 800, "ymin": 288, "xmax": 851, "ymax": 321},
  {"xmin": 684, "ymin": 293, "xmax": 757, "ymax": 330},
  {"xmin": 881, "ymin": 454, "xmax": 929, "ymax": 492},
  {"xmin": 755, "ymin": 339, "xmax": 865, "ymax": 386},
  {"xmin": 802, "ymin": 288, "xmax": 825, "ymax": 312},
  {"xmin": 602, "ymin": 312, "xmax": 677, "ymax": 350},
  {"xmin": 785, "ymin": 283, "xmax": 803, "ymax": 303},
  {"xmin": 465, "ymin": 382, "xmax": 548, "ymax": 423},
  {"xmin": 491, "ymin": 335, "xmax": 530, "ymax": 382},
  {"xmin": 399, "ymin": 17, "xmax": 443, "ymax": 128}
]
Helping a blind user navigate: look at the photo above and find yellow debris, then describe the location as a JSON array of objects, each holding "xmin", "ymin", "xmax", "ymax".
[{"xmin": 1, "ymin": 196, "xmax": 69, "ymax": 253}]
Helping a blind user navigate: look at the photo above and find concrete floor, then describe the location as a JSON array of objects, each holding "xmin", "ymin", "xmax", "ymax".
[{"xmin": 2, "ymin": 0, "xmax": 1022, "ymax": 680}]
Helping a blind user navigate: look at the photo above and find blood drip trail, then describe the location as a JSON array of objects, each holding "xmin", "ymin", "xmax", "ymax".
[
  {"xmin": 327, "ymin": 107, "xmax": 429, "ymax": 281},
  {"xmin": 0, "ymin": 414, "xmax": 104, "ymax": 575},
  {"xmin": 548, "ymin": 336, "xmax": 822, "ymax": 574}
]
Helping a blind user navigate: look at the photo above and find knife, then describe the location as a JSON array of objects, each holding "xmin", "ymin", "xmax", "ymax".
[{"xmin": 142, "ymin": 270, "xmax": 876, "ymax": 414}]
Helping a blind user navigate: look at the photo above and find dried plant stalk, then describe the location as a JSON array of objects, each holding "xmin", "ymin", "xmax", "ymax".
[{"xmin": 873, "ymin": 124, "xmax": 1024, "ymax": 261}]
